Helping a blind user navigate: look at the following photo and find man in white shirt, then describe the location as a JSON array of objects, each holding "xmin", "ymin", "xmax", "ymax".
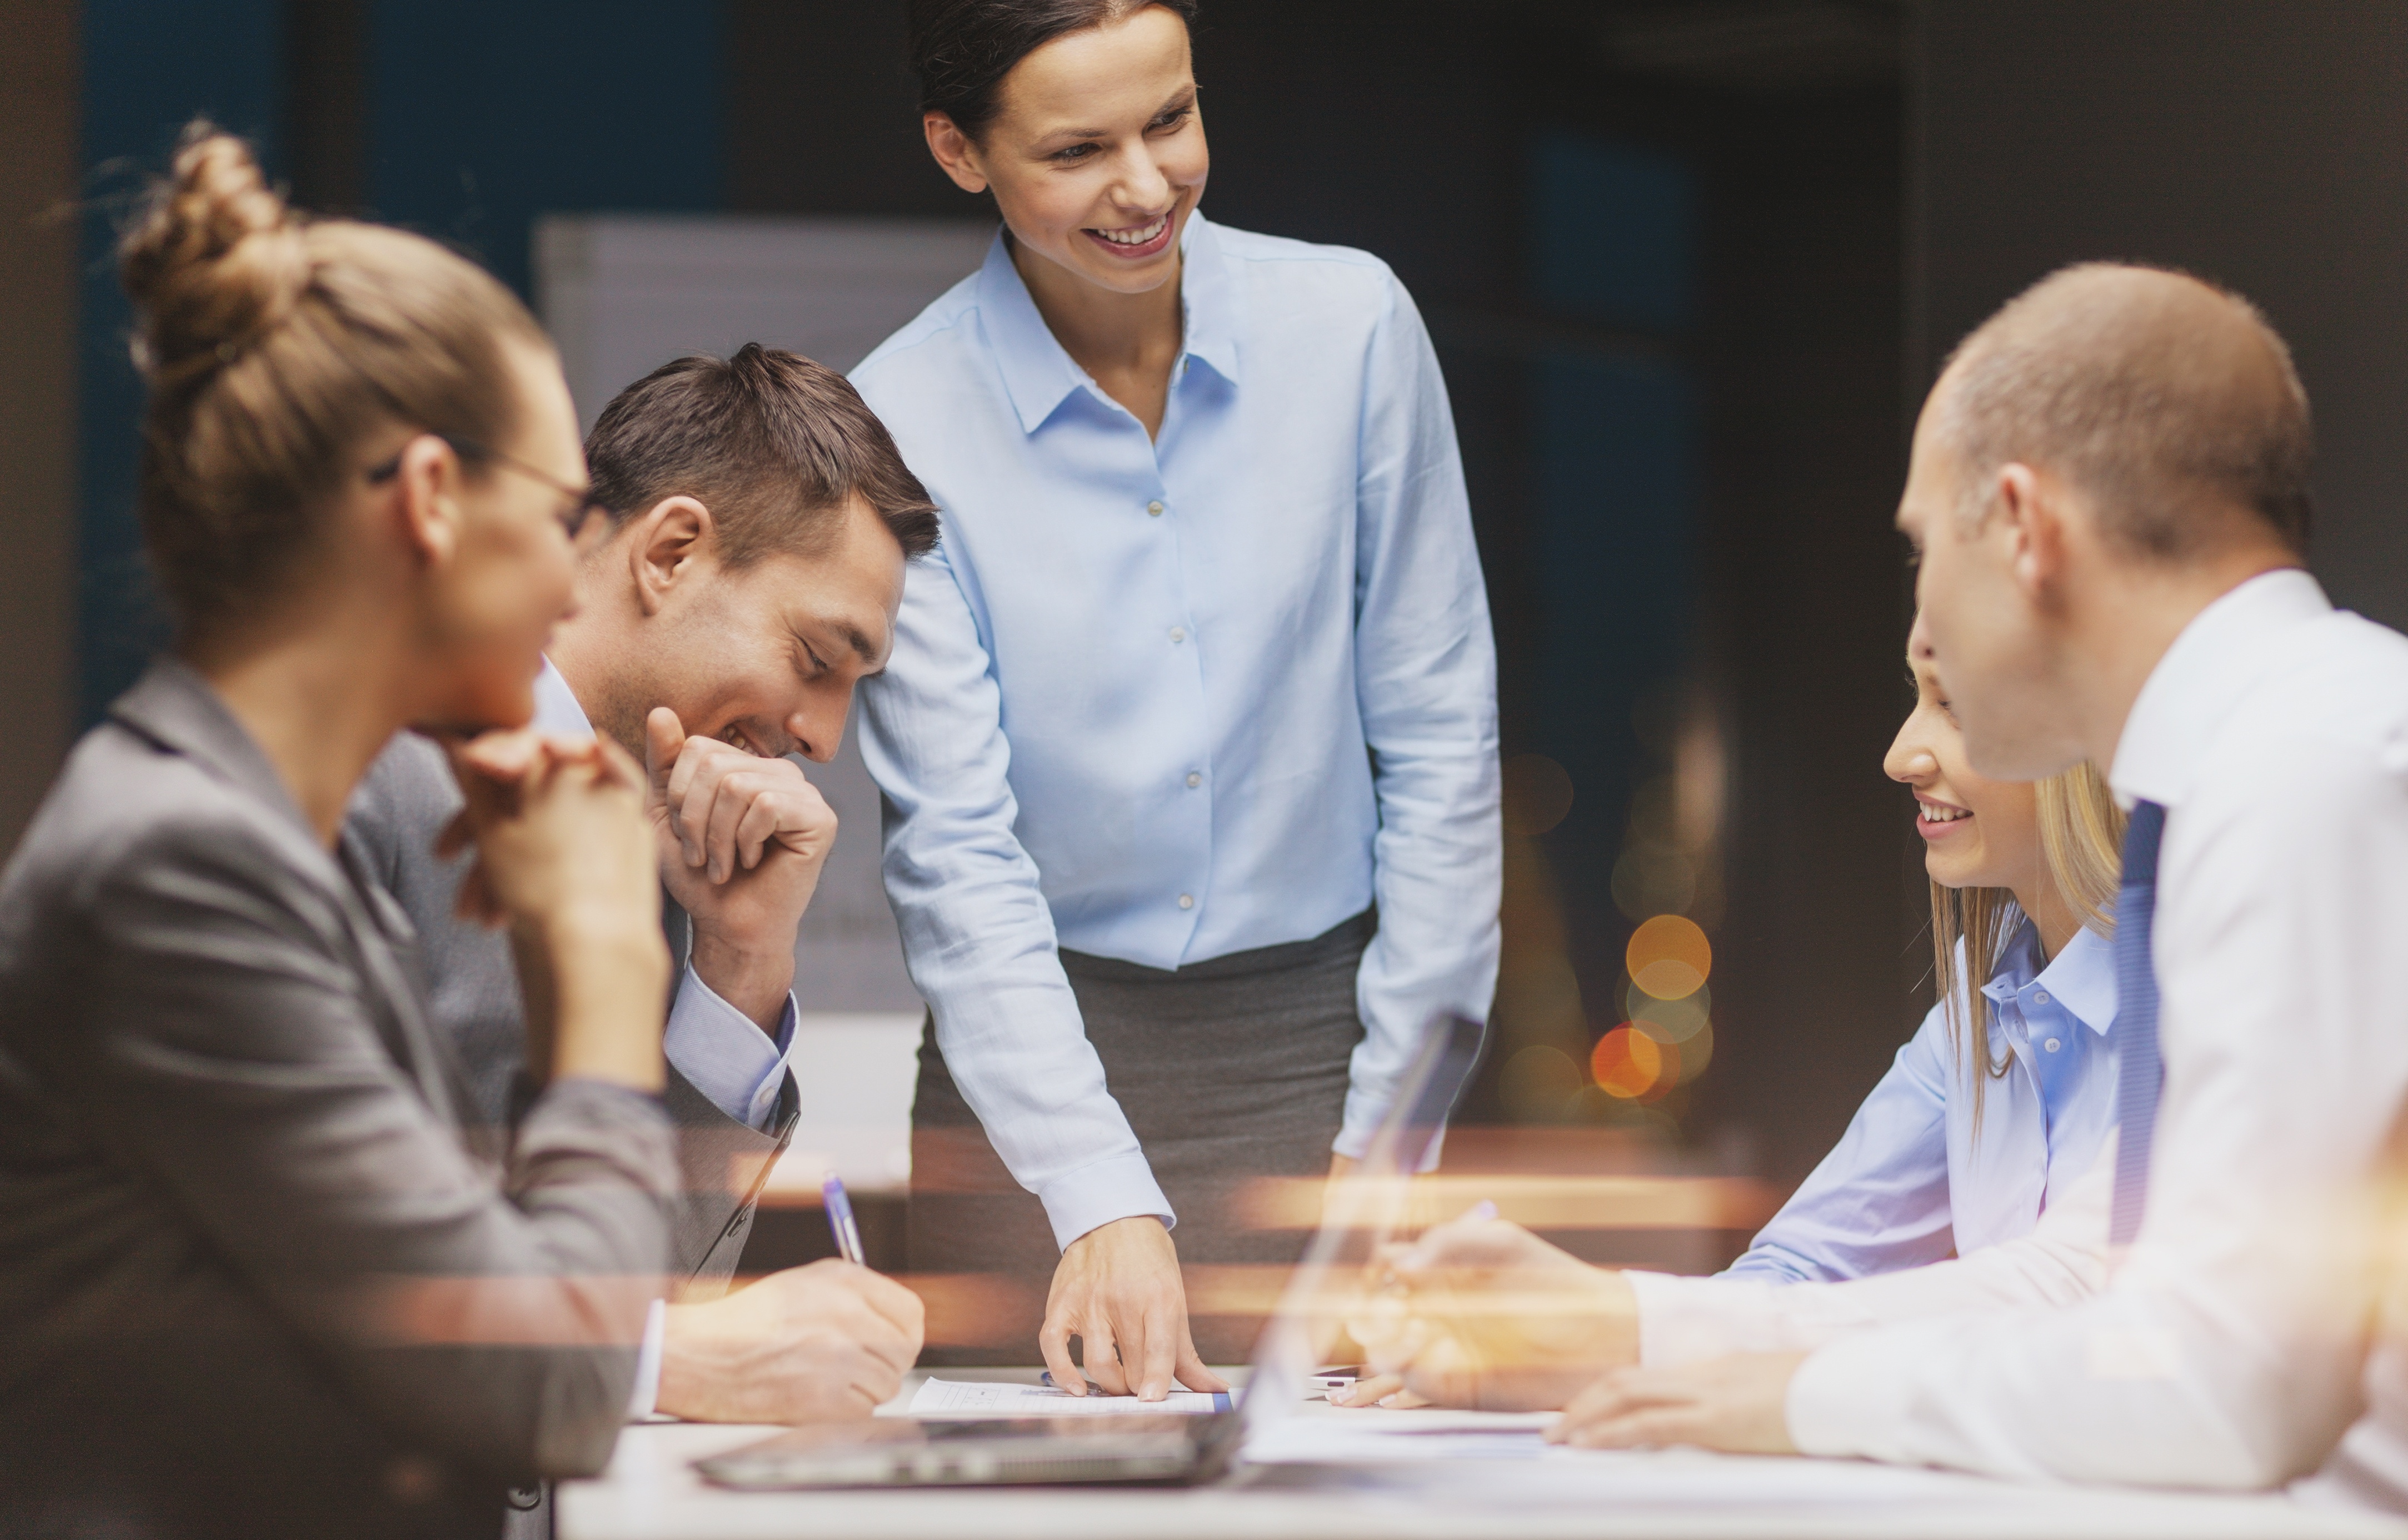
[
  {"xmin": 1358, "ymin": 263, "xmax": 2408, "ymax": 1491},
  {"xmin": 346, "ymin": 345, "xmax": 936, "ymax": 1449}
]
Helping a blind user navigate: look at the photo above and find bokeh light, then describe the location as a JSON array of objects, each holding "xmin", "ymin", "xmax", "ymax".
[
  {"xmin": 1626, "ymin": 978, "xmax": 1710, "ymax": 1043},
  {"xmin": 1502, "ymin": 754, "xmax": 1575, "ymax": 837},
  {"xmin": 1627, "ymin": 913, "xmax": 1711, "ymax": 999},
  {"xmin": 1500, "ymin": 1043, "xmax": 1586, "ymax": 1119},
  {"xmin": 1591, "ymin": 1025, "xmax": 1668, "ymax": 1099},
  {"xmin": 1633, "ymin": 1015, "xmax": 1712, "ymax": 1088},
  {"xmin": 1611, "ymin": 841, "xmax": 1696, "ymax": 921}
]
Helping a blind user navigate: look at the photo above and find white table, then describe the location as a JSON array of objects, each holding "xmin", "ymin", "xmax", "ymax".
[{"xmin": 560, "ymin": 1369, "xmax": 2408, "ymax": 1540}]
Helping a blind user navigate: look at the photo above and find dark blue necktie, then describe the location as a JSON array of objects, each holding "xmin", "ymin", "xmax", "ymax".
[{"xmin": 2109, "ymin": 799, "xmax": 2168, "ymax": 1247}]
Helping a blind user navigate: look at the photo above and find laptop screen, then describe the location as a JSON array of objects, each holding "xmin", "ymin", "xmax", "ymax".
[{"xmin": 1238, "ymin": 1012, "xmax": 1485, "ymax": 1430}]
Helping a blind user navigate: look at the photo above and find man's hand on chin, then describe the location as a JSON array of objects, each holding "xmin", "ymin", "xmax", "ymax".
[
  {"xmin": 643, "ymin": 707, "xmax": 836, "ymax": 1029},
  {"xmin": 1039, "ymin": 1216, "xmax": 1227, "ymax": 1402},
  {"xmin": 1543, "ymin": 1351, "xmax": 1810, "ymax": 1454},
  {"xmin": 655, "ymin": 1261, "xmax": 926, "ymax": 1423}
]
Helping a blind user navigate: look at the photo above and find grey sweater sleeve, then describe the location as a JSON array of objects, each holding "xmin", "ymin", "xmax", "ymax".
[{"xmin": 344, "ymin": 734, "xmax": 796, "ymax": 1291}]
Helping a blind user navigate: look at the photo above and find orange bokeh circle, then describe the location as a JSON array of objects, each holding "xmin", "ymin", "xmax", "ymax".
[
  {"xmin": 1592, "ymin": 1024, "xmax": 1673, "ymax": 1099},
  {"xmin": 1627, "ymin": 913, "xmax": 1712, "ymax": 999}
]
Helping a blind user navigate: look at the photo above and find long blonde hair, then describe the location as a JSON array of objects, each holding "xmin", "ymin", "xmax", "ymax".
[{"xmin": 1928, "ymin": 760, "xmax": 2125, "ymax": 1122}]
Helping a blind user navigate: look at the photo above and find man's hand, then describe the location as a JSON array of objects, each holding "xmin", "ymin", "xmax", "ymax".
[
  {"xmin": 1543, "ymin": 1352, "xmax": 1809, "ymax": 1454},
  {"xmin": 1340, "ymin": 1215, "xmax": 1639, "ymax": 1411},
  {"xmin": 655, "ymin": 1261, "xmax": 926, "ymax": 1424},
  {"xmin": 1040, "ymin": 1216, "xmax": 1227, "ymax": 1402},
  {"xmin": 645, "ymin": 708, "xmax": 836, "ymax": 1029}
]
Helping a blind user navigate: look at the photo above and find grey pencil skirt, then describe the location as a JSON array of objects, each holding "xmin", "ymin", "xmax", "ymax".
[{"xmin": 908, "ymin": 909, "xmax": 1373, "ymax": 1365}]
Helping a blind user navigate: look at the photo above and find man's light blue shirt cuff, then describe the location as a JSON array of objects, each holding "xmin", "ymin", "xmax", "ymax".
[
  {"xmin": 663, "ymin": 964, "xmax": 796, "ymax": 1133},
  {"xmin": 1036, "ymin": 1152, "xmax": 1176, "ymax": 1254}
]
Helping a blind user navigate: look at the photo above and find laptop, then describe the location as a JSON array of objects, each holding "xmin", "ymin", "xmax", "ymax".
[{"xmin": 696, "ymin": 1011, "xmax": 1486, "ymax": 1491}]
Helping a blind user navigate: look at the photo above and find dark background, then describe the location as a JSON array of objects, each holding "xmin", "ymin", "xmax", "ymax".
[{"xmin": 6, "ymin": 1, "xmax": 2405, "ymax": 1236}]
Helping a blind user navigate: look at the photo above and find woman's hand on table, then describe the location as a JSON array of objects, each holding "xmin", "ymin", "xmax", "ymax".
[
  {"xmin": 1545, "ymin": 1352, "xmax": 1809, "ymax": 1454},
  {"xmin": 1336, "ymin": 1214, "xmax": 1640, "ymax": 1412},
  {"xmin": 1041, "ymin": 1216, "xmax": 1227, "ymax": 1402}
]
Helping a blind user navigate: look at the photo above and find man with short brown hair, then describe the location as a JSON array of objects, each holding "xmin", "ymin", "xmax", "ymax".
[{"xmin": 347, "ymin": 346, "xmax": 938, "ymax": 1456}]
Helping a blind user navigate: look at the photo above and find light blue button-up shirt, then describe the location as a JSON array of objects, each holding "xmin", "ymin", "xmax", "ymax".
[
  {"xmin": 852, "ymin": 216, "xmax": 1502, "ymax": 1249},
  {"xmin": 532, "ymin": 660, "xmax": 799, "ymax": 1132},
  {"xmin": 1724, "ymin": 917, "xmax": 2119, "ymax": 1282}
]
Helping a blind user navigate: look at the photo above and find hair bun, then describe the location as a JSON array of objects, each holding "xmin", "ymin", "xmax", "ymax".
[{"xmin": 119, "ymin": 122, "xmax": 309, "ymax": 384}]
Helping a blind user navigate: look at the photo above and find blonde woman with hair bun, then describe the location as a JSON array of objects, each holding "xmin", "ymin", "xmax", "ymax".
[
  {"xmin": 0, "ymin": 123, "xmax": 677, "ymax": 1537},
  {"xmin": 1337, "ymin": 612, "xmax": 2125, "ymax": 1412}
]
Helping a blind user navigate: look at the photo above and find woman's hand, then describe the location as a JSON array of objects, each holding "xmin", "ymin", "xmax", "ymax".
[
  {"xmin": 1544, "ymin": 1352, "xmax": 1809, "ymax": 1454},
  {"xmin": 1040, "ymin": 1216, "xmax": 1227, "ymax": 1402},
  {"xmin": 443, "ymin": 729, "xmax": 669, "ymax": 1091},
  {"xmin": 1337, "ymin": 1215, "xmax": 1640, "ymax": 1411}
]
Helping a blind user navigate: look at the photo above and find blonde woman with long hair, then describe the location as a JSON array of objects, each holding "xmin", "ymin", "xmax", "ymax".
[{"xmin": 1336, "ymin": 615, "xmax": 2124, "ymax": 1411}]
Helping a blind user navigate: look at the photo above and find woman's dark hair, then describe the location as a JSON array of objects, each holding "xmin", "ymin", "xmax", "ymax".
[
  {"xmin": 908, "ymin": 0, "xmax": 1197, "ymax": 143},
  {"xmin": 584, "ymin": 344, "xmax": 940, "ymax": 566},
  {"xmin": 120, "ymin": 121, "xmax": 546, "ymax": 642}
]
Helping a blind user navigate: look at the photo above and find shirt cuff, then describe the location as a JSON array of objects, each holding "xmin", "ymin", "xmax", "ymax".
[
  {"xmin": 625, "ymin": 1297, "xmax": 667, "ymax": 1420},
  {"xmin": 663, "ymin": 964, "xmax": 796, "ymax": 1132},
  {"xmin": 1335, "ymin": 1092, "xmax": 1447, "ymax": 1171},
  {"xmin": 1785, "ymin": 1325, "xmax": 1923, "ymax": 1460},
  {"xmin": 1033, "ymin": 1150, "xmax": 1177, "ymax": 1253}
]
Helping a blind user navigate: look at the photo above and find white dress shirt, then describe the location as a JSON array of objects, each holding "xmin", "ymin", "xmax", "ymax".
[
  {"xmin": 532, "ymin": 659, "xmax": 801, "ymax": 1133},
  {"xmin": 1783, "ymin": 570, "xmax": 2408, "ymax": 1487},
  {"xmin": 1626, "ymin": 921, "xmax": 2117, "ymax": 1362},
  {"xmin": 851, "ymin": 216, "xmax": 1502, "ymax": 1249}
]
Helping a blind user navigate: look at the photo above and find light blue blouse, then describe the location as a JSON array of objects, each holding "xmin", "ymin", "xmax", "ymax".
[
  {"xmin": 851, "ymin": 216, "xmax": 1501, "ymax": 1248},
  {"xmin": 1724, "ymin": 917, "xmax": 2120, "ymax": 1282}
]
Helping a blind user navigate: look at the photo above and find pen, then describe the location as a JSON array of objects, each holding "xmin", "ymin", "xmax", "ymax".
[{"xmin": 821, "ymin": 1172, "xmax": 866, "ymax": 1265}]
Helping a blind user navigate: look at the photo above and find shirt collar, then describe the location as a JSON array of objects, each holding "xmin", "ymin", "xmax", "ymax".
[
  {"xmin": 973, "ymin": 212, "xmax": 1241, "ymax": 437},
  {"xmin": 2034, "ymin": 922, "xmax": 2117, "ymax": 1037},
  {"xmin": 2110, "ymin": 567, "xmax": 2328, "ymax": 811},
  {"xmin": 532, "ymin": 656, "xmax": 595, "ymax": 739},
  {"xmin": 1978, "ymin": 916, "xmax": 2117, "ymax": 1037}
]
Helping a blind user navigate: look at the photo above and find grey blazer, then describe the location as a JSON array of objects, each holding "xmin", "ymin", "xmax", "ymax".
[
  {"xmin": 344, "ymin": 733, "xmax": 799, "ymax": 1293},
  {"xmin": 0, "ymin": 662, "xmax": 678, "ymax": 1540}
]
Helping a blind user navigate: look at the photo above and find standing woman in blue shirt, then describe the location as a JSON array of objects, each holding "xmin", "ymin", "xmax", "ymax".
[{"xmin": 853, "ymin": 0, "xmax": 1500, "ymax": 1397}]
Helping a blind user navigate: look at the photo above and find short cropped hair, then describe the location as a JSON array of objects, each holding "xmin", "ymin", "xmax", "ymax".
[
  {"xmin": 1935, "ymin": 262, "xmax": 2314, "ymax": 558},
  {"xmin": 584, "ymin": 343, "xmax": 940, "ymax": 566}
]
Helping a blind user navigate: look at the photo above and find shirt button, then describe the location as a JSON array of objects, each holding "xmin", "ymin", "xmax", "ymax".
[
  {"xmin": 1178, "ymin": 894, "xmax": 1195, "ymax": 910},
  {"xmin": 1147, "ymin": 501, "xmax": 1165, "ymax": 517},
  {"xmin": 2033, "ymin": 991, "xmax": 2051, "ymax": 1005},
  {"xmin": 1186, "ymin": 772, "xmax": 1202, "ymax": 788},
  {"xmin": 2044, "ymin": 1038, "xmax": 2061, "ymax": 1053},
  {"xmin": 1168, "ymin": 627, "xmax": 1187, "ymax": 643}
]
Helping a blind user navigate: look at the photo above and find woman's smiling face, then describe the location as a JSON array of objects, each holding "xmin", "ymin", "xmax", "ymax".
[
  {"xmin": 1885, "ymin": 614, "xmax": 2043, "ymax": 893},
  {"xmin": 932, "ymin": 3, "xmax": 1207, "ymax": 298}
]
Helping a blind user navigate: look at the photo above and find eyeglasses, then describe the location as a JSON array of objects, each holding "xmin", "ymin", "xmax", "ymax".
[{"xmin": 366, "ymin": 432, "xmax": 613, "ymax": 543}]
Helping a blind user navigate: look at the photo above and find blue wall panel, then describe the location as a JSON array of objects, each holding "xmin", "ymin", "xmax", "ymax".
[
  {"xmin": 76, "ymin": 0, "xmax": 284, "ymax": 722},
  {"xmin": 1526, "ymin": 132, "xmax": 1698, "ymax": 931},
  {"xmin": 368, "ymin": 0, "xmax": 725, "ymax": 298}
]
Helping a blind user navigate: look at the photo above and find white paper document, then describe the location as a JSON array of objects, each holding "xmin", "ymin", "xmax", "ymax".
[
  {"xmin": 1242, "ymin": 1407, "xmax": 1556, "ymax": 1464},
  {"xmin": 907, "ymin": 1378, "xmax": 1233, "ymax": 1418}
]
